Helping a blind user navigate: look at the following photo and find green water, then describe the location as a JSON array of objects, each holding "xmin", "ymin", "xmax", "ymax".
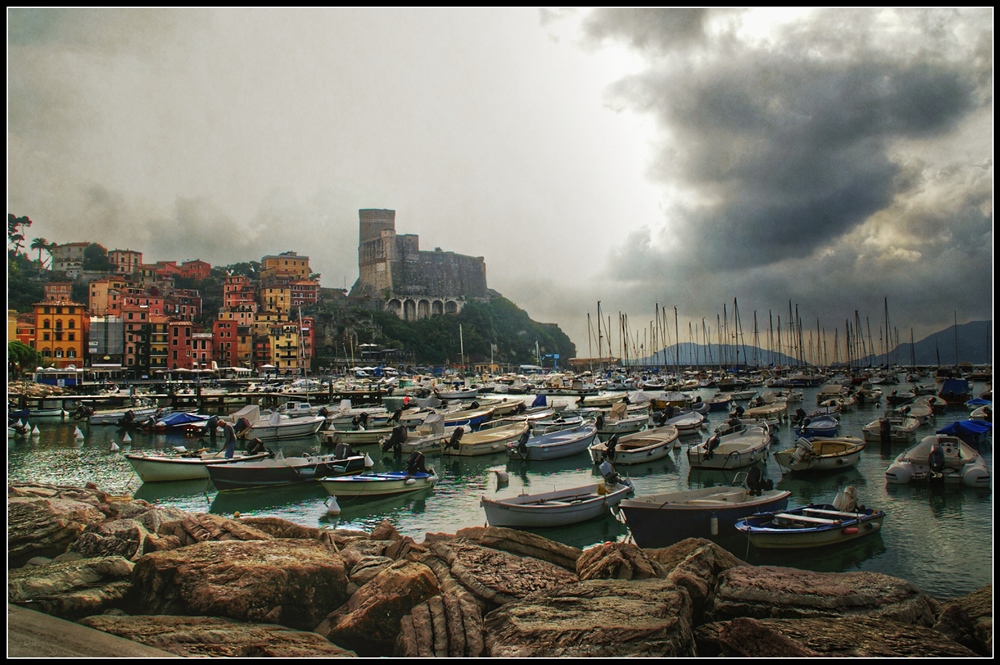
[{"xmin": 8, "ymin": 383, "xmax": 992, "ymax": 600}]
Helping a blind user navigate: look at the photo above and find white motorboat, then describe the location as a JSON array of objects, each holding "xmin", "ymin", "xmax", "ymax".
[
  {"xmin": 686, "ymin": 425, "xmax": 771, "ymax": 470},
  {"xmin": 885, "ymin": 434, "xmax": 991, "ymax": 488},
  {"xmin": 125, "ymin": 450, "xmax": 271, "ymax": 483},
  {"xmin": 588, "ymin": 425, "xmax": 679, "ymax": 465}
]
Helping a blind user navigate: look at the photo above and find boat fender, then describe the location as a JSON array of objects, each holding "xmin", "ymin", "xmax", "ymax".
[
  {"xmin": 325, "ymin": 496, "xmax": 341, "ymax": 516},
  {"xmin": 405, "ymin": 477, "xmax": 417, "ymax": 485},
  {"xmin": 710, "ymin": 515, "xmax": 719, "ymax": 536},
  {"xmin": 842, "ymin": 527, "xmax": 859, "ymax": 535}
]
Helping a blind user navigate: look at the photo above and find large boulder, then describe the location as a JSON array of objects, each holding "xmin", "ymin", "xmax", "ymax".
[
  {"xmin": 483, "ymin": 577, "xmax": 697, "ymax": 657},
  {"xmin": 708, "ymin": 565, "xmax": 938, "ymax": 625},
  {"xmin": 695, "ymin": 616, "xmax": 980, "ymax": 657},
  {"xmin": 315, "ymin": 559, "xmax": 440, "ymax": 656},
  {"xmin": 420, "ymin": 538, "xmax": 578, "ymax": 613},
  {"xmin": 395, "ymin": 592, "xmax": 485, "ymax": 657},
  {"xmin": 932, "ymin": 584, "xmax": 993, "ymax": 656},
  {"xmin": 156, "ymin": 512, "xmax": 274, "ymax": 545},
  {"xmin": 577, "ymin": 541, "xmax": 664, "ymax": 580},
  {"xmin": 450, "ymin": 526, "xmax": 582, "ymax": 572},
  {"xmin": 8, "ymin": 493, "xmax": 107, "ymax": 568},
  {"xmin": 78, "ymin": 614, "xmax": 356, "ymax": 657},
  {"xmin": 8, "ymin": 555, "xmax": 135, "ymax": 620},
  {"xmin": 131, "ymin": 539, "xmax": 351, "ymax": 630}
]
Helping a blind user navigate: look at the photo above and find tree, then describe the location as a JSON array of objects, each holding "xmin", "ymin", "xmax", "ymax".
[
  {"xmin": 82, "ymin": 243, "xmax": 114, "ymax": 272},
  {"xmin": 30, "ymin": 237, "xmax": 50, "ymax": 267},
  {"xmin": 8, "ymin": 340, "xmax": 43, "ymax": 378},
  {"xmin": 8, "ymin": 213, "xmax": 32, "ymax": 255}
]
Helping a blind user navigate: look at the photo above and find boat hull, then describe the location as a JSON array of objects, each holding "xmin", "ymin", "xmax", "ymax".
[
  {"xmin": 507, "ymin": 425, "xmax": 597, "ymax": 461},
  {"xmin": 207, "ymin": 453, "xmax": 367, "ymax": 490},
  {"xmin": 736, "ymin": 505, "xmax": 885, "ymax": 549},
  {"xmin": 245, "ymin": 416, "xmax": 325, "ymax": 442},
  {"xmin": 588, "ymin": 425, "xmax": 679, "ymax": 465},
  {"xmin": 618, "ymin": 488, "xmax": 791, "ymax": 548},
  {"xmin": 126, "ymin": 452, "xmax": 270, "ymax": 482},
  {"xmin": 481, "ymin": 481, "xmax": 634, "ymax": 528},
  {"xmin": 320, "ymin": 471, "xmax": 437, "ymax": 497}
]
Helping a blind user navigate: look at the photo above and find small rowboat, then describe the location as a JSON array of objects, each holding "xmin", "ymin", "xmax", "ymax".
[
  {"xmin": 319, "ymin": 469, "xmax": 437, "ymax": 498},
  {"xmin": 125, "ymin": 450, "xmax": 271, "ymax": 483},
  {"xmin": 588, "ymin": 425, "xmax": 679, "ymax": 465},
  {"xmin": 480, "ymin": 476, "xmax": 634, "ymax": 528},
  {"xmin": 773, "ymin": 436, "xmax": 866, "ymax": 474},
  {"xmin": 735, "ymin": 488, "xmax": 886, "ymax": 549}
]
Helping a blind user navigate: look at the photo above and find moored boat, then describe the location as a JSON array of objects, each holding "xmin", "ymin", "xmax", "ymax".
[
  {"xmin": 735, "ymin": 487, "xmax": 886, "ymax": 549},
  {"xmin": 588, "ymin": 425, "xmax": 679, "ymax": 465},
  {"xmin": 442, "ymin": 421, "xmax": 530, "ymax": 457},
  {"xmin": 125, "ymin": 450, "xmax": 271, "ymax": 483},
  {"xmin": 206, "ymin": 451, "xmax": 372, "ymax": 490},
  {"xmin": 686, "ymin": 425, "xmax": 771, "ymax": 470},
  {"xmin": 861, "ymin": 415, "xmax": 921, "ymax": 444},
  {"xmin": 884, "ymin": 434, "xmax": 991, "ymax": 488},
  {"xmin": 506, "ymin": 423, "xmax": 598, "ymax": 461},
  {"xmin": 320, "ymin": 468, "xmax": 437, "ymax": 498},
  {"xmin": 480, "ymin": 463, "xmax": 634, "ymax": 528},
  {"xmin": 773, "ymin": 436, "xmax": 866, "ymax": 474},
  {"xmin": 792, "ymin": 414, "xmax": 840, "ymax": 439},
  {"xmin": 617, "ymin": 468, "xmax": 790, "ymax": 548}
]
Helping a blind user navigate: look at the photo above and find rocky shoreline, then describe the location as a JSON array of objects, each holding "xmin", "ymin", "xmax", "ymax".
[{"xmin": 8, "ymin": 481, "xmax": 992, "ymax": 658}]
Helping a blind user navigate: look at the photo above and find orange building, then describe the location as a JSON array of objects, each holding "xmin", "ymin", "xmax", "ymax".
[
  {"xmin": 89, "ymin": 276, "xmax": 131, "ymax": 317},
  {"xmin": 32, "ymin": 299, "xmax": 88, "ymax": 368},
  {"xmin": 180, "ymin": 259, "xmax": 211, "ymax": 281}
]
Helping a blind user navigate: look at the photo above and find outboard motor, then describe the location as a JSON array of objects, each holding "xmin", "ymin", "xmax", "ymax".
[
  {"xmin": 118, "ymin": 410, "xmax": 136, "ymax": 429},
  {"xmin": 380, "ymin": 425, "xmax": 408, "ymax": 454},
  {"xmin": 406, "ymin": 451, "xmax": 427, "ymax": 475},
  {"xmin": 247, "ymin": 438, "xmax": 266, "ymax": 455},
  {"xmin": 928, "ymin": 443, "xmax": 946, "ymax": 475},
  {"xmin": 447, "ymin": 427, "xmax": 464, "ymax": 450},
  {"xmin": 745, "ymin": 466, "xmax": 764, "ymax": 496},
  {"xmin": 704, "ymin": 433, "xmax": 720, "ymax": 460},
  {"xmin": 606, "ymin": 433, "xmax": 619, "ymax": 462},
  {"xmin": 516, "ymin": 430, "xmax": 530, "ymax": 457},
  {"xmin": 596, "ymin": 414, "xmax": 605, "ymax": 431},
  {"xmin": 599, "ymin": 459, "xmax": 622, "ymax": 486},
  {"xmin": 334, "ymin": 441, "xmax": 354, "ymax": 460}
]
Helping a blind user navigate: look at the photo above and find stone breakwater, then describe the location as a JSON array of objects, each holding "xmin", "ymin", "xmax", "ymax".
[{"xmin": 7, "ymin": 482, "xmax": 992, "ymax": 658}]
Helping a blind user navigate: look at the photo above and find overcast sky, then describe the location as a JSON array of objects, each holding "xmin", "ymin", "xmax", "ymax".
[{"xmin": 8, "ymin": 8, "xmax": 994, "ymax": 361}]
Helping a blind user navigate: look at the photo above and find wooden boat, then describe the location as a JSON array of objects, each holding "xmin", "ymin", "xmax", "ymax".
[
  {"xmin": 506, "ymin": 423, "xmax": 598, "ymax": 461},
  {"xmin": 442, "ymin": 421, "xmax": 530, "ymax": 457},
  {"xmin": 588, "ymin": 425, "xmax": 679, "ymax": 465},
  {"xmin": 792, "ymin": 414, "xmax": 840, "ymax": 439},
  {"xmin": 206, "ymin": 451, "xmax": 372, "ymax": 490},
  {"xmin": 480, "ymin": 474, "xmax": 634, "ymax": 528},
  {"xmin": 440, "ymin": 404, "xmax": 496, "ymax": 430},
  {"xmin": 323, "ymin": 424, "xmax": 398, "ymax": 447},
  {"xmin": 653, "ymin": 410, "xmax": 705, "ymax": 435},
  {"xmin": 320, "ymin": 468, "xmax": 437, "ymax": 498},
  {"xmin": 861, "ymin": 415, "xmax": 921, "ymax": 444},
  {"xmin": 529, "ymin": 413, "xmax": 586, "ymax": 435},
  {"xmin": 125, "ymin": 450, "xmax": 271, "ymax": 483},
  {"xmin": 617, "ymin": 469, "xmax": 791, "ymax": 548},
  {"xmin": 884, "ymin": 434, "xmax": 991, "ymax": 488},
  {"xmin": 735, "ymin": 487, "xmax": 886, "ymax": 549},
  {"xmin": 773, "ymin": 436, "xmax": 866, "ymax": 474},
  {"xmin": 686, "ymin": 425, "xmax": 770, "ymax": 470}
]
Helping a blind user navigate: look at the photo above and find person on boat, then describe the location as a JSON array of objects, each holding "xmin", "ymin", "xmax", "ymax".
[
  {"xmin": 221, "ymin": 419, "xmax": 239, "ymax": 459},
  {"xmin": 406, "ymin": 450, "xmax": 428, "ymax": 475}
]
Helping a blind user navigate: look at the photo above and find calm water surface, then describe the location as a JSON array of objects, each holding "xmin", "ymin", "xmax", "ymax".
[{"xmin": 8, "ymin": 382, "xmax": 992, "ymax": 600}]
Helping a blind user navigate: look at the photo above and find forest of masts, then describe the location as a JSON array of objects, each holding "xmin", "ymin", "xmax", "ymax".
[{"xmin": 584, "ymin": 297, "xmax": 964, "ymax": 373}]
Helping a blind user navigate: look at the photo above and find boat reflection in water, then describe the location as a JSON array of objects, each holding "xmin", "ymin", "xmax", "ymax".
[
  {"xmin": 209, "ymin": 481, "xmax": 329, "ymax": 517},
  {"xmin": 321, "ymin": 490, "xmax": 432, "ymax": 534},
  {"xmin": 133, "ymin": 477, "xmax": 213, "ymax": 504},
  {"xmin": 740, "ymin": 531, "xmax": 888, "ymax": 571}
]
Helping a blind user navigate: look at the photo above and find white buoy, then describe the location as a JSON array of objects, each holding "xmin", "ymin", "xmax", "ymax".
[
  {"xmin": 494, "ymin": 469, "xmax": 509, "ymax": 486},
  {"xmin": 325, "ymin": 496, "xmax": 341, "ymax": 516},
  {"xmin": 364, "ymin": 452, "xmax": 374, "ymax": 468},
  {"xmin": 74, "ymin": 426, "xmax": 85, "ymax": 439},
  {"xmin": 32, "ymin": 425, "xmax": 40, "ymax": 435},
  {"xmin": 710, "ymin": 515, "xmax": 719, "ymax": 536},
  {"xmin": 123, "ymin": 432, "xmax": 132, "ymax": 443},
  {"xmin": 110, "ymin": 441, "xmax": 120, "ymax": 452},
  {"xmin": 62, "ymin": 410, "xmax": 69, "ymax": 418}
]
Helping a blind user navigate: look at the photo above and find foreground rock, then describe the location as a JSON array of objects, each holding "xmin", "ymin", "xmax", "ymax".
[{"xmin": 7, "ymin": 483, "xmax": 993, "ymax": 657}]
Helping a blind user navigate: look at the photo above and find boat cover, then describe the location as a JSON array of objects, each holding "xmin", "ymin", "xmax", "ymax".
[{"xmin": 936, "ymin": 419, "xmax": 992, "ymax": 439}]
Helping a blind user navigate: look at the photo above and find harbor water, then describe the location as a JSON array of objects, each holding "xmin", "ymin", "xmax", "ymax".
[{"xmin": 8, "ymin": 382, "xmax": 992, "ymax": 601}]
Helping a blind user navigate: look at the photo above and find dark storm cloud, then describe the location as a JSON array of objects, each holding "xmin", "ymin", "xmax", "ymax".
[
  {"xmin": 580, "ymin": 8, "xmax": 715, "ymax": 53},
  {"xmin": 603, "ymin": 47, "xmax": 981, "ymax": 273}
]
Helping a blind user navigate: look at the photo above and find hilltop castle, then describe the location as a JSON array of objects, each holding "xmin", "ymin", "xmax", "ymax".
[{"xmin": 348, "ymin": 209, "xmax": 491, "ymax": 320}]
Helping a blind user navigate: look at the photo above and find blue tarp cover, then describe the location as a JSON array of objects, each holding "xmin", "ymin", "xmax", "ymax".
[{"xmin": 937, "ymin": 419, "xmax": 992, "ymax": 437}]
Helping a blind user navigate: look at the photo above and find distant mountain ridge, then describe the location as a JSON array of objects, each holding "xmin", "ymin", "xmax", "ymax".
[{"xmin": 636, "ymin": 320, "xmax": 992, "ymax": 368}]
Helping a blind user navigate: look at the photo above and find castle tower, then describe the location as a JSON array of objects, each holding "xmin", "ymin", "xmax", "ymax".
[{"xmin": 358, "ymin": 209, "xmax": 397, "ymax": 293}]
